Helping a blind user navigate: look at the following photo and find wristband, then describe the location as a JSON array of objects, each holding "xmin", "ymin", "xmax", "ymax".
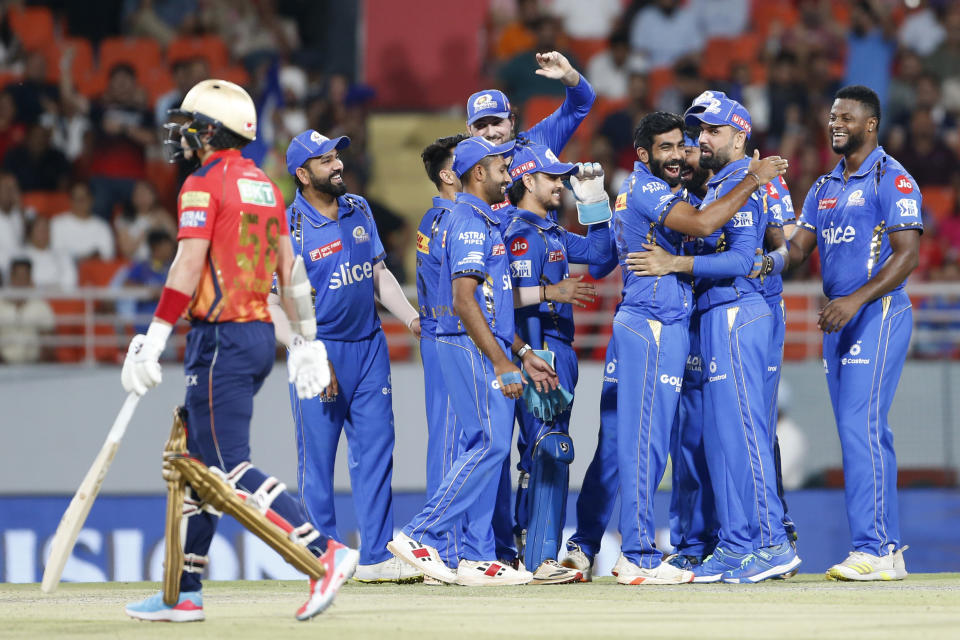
[
  {"xmin": 154, "ymin": 286, "xmax": 192, "ymax": 325},
  {"xmin": 766, "ymin": 251, "xmax": 786, "ymax": 277},
  {"xmin": 540, "ymin": 284, "xmax": 546, "ymax": 303},
  {"xmin": 745, "ymin": 172, "xmax": 762, "ymax": 190},
  {"xmin": 516, "ymin": 343, "xmax": 533, "ymax": 359}
]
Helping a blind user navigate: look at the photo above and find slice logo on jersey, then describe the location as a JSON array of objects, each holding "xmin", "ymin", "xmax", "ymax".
[
  {"xmin": 895, "ymin": 175, "xmax": 914, "ymax": 194},
  {"xmin": 822, "ymin": 224, "xmax": 856, "ymax": 245},
  {"xmin": 457, "ymin": 251, "xmax": 485, "ymax": 266},
  {"xmin": 459, "ymin": 231, "xmax": 485, "ymax": 245},
  {"xmin": 765, "ymin": 182, "xmax": 780, "ymax": 199},
  {"xmin": 310, "ymin": 239, "xmax": 343, "ymax": 261},
  {"xmin": 180, "ymin": 190, "xmax": 211, "ymax": 208},
  {"xmin": 511, "ymin": 260, "xmax": 532, "ymax": 278},
  {"xmin": 615, "ymin": 193, "xmax": 628, "ymax": 211},
  {"xmin": 732, "ymin": 211, "xmax": 753, "ymax": 228},
  {"xmin": 328, "ymin": 260, "xmax": 373, "ymax": 289},
  {"xmin": 896, "ymin": 198, "xmax": 919, "ymax": 218},
  {"xmin": 416, "ymin": 230, "xmax": 431, "ymax": 254},
  {"xmin": 548, "ymin": 249, "xmax": 564, "ymax": 262},
  {"xmin": 511, "ymin": 237, "xmax": 529, "ymax": 255},
  {"xmin": 819, "ymin": 198, "xmax": 838, "ymax": 210},
  {"xmin": 180, "ymin": 210, "xmax": 207, "ymax": 228},
  {"xmin": 847, "ymin": 189, "xmax": 865, "ymax": 206},
  {"xmin": 642, "ymin": 180, "xmax": 666, "ymax": 194},
  {"xmin": 492, "ymin": 243, "xmax": 506, "ymax": 256},
  {"xmin": 352, "ymin": 225, "xmax": 370, "ymax": 243},
  {"xmin": 237, "ymin": 179, "xmax": 276, "ymax": 206}
]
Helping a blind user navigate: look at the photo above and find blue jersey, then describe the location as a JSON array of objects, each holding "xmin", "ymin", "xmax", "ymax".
[
  {"xmin": 612, "ymin": 161, "xmax": 692, "ymax": 324},
  {"xmin": 435, "ymin": 192, "xmax": 515, "ymax": 344},
  {"xmin": 416, "ymin": 196, "xmax": 455, "ymax": 338},
  {"xmin": 489, "ymin": 77, "xmax": 596, "ymax": 226},
  {"xmin": 288, "ymin": 190, "xmax": 386, "ymax": 341},
  {"xmin": 761, "ymin": 176, "xmax": 795, "ymax": 302},
  {"xmin": 504, "ymin": 208, "xmax": 612, "ymax": 346},
  {"xmin": 797, "ymin": 146, "xmax": 923, "ymax": 299},
  {"xmin": 691, "ymin": 157, "xmax": 768, "ymax": 312}
]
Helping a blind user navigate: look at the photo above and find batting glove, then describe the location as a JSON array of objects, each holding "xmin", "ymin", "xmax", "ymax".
[
  {"xmin": 287, "ymin": 336, "xmax": 331, "ymax": 400},
  {"xmin": 121, "ymin": 322, "xmax": 169, "ymax": 396},
  {"xmin": 567, "ymin": 162, "xmax": 611, "ymax": 224}
]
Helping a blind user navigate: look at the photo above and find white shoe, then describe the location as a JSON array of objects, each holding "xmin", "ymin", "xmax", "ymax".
[
  {"xmin": 531, "ymin": 559, "xmax": 582, "ymax": 585},
  {"xmin": 560, "ymin": 546, "xmax": 592, "ymax": 582},
  {"xmin": 387, "ymin": 532, "xmax": 457, "ymax": 584},
  {"xmin": 616, "ymin": 559, "xmax": 695, "ymax": 585},
  {"xmin": 353, "ymin": 556, "xmax": 424, "ymax": 584},
  {"xmin": 455, "ymin": 559, "xmax": 533, "ymax": 586},
  {"xmin": 611, "ymin": 553, "xmax": 628, "ymax": 578},
  {"xmin": 826, "ymin": 545, "xmax": 908, "ymax": 581}
]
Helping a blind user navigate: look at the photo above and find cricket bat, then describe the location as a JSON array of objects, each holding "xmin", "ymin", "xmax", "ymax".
[{"xmin": 40, "ymin": 392, "xmax": 141, "ymax": 593}]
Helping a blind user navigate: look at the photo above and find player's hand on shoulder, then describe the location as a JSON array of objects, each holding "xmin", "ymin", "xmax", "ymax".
[
  {"xmin": 287, "ymin": 336, "xmax": 332, "ymax": 400},
  {"xmin": 747, "ymin": 149, "xmax": 789, "ymax": 186},
  {"xmin": 121, "ymin": 327, "xmax": 167, "ymax": 396}
]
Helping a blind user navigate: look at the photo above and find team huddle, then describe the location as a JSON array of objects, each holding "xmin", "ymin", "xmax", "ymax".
[{"xmin": 116, "ymin": 50, "xmax": 922, "ymax": 622}]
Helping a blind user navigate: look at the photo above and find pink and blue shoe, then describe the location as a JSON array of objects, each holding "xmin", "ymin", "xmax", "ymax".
[
  {"xmin": 296, "ymin": 540, "xmax": 360, "ymax": 621},
  {"xmin": 126, "ymin": 591, "xmax": 204, "ymax": 622}
]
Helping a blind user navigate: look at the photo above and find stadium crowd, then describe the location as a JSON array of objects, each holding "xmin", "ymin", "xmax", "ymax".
[{"xmin": 0, "ymin": 0, "xmax": 959, "ymax": 363}]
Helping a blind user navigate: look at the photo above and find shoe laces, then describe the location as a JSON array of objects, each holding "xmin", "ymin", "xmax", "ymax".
[{"xmin": 738, "ymin": 554, "xmax": 755, "ymax": 569}]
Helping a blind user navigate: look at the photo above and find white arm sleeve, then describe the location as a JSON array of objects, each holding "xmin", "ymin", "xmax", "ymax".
[
  {"xmin": 373, "ymin": 262, "xmax": 419, "ymax": 328},
  {"xmin": 514, "ymin": 285, "xmax": 542, "ymax": 308},
  {"xmin": 267, "ymin": 292, "xmax": 293, "ymax": 348}
]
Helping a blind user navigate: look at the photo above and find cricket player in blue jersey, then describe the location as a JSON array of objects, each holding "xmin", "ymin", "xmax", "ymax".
[
  {"xmin": 284, "ymin": 130, "xmax": 423, "ymax": 584},
  {"xmin": 607, "ymin": 111, "xmax": 789, "ymax": 585},
  {"xmin": 788, "ymin": 85, "xmax": 920, "ymax": 581},
  {"xmin": 390, "ymin": 136, "xmax": 558, "ymax": 586},
  {"xmin": 631, "ymin": 94, "xmax": 800, "ymax": 583},
  {"xmin": 502, "ymin": 141, "xmax": 613, "ymax": 583}
]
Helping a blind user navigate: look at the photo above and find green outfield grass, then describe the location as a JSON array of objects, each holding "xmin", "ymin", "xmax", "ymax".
[{"xmin": 2, "ymin": 575, "xmax": 959, "ymax": 640}]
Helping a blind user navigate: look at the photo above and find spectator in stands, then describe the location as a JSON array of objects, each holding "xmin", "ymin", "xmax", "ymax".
[
  {"xmin": 277, "ymin": 65, "xmax": 310, "ymax": 141},
  {"xmin": 0, "ymin": 258, "xmax": 56, "ymax": 364},
  {"xmin": 497, "ymin": 13, "xmax": 579, "ymax": 108},
  {"xmin": 154, "ymin": 57, "xmax": 210, "ymax": 127},
  {"xmin": 585, "ymin": 30, "xmax": 648, "ymax": 101},
  {"xmin": 898, "ymin": 0, "xmax": 946, "ymax": 57},
  {"xmin": 924, "ymin": 6, "xmax": 960, "ymax": 81},
  {"xmin": 124, "ymin": 0, "xmax": 178, "ymax": 47},
  {"xmin": 2, "ymin": 123, "xmax": 71, "ymax": 192},
  {"xmin": 0, "ymin": 172, "xmax": 29, "ymax": 270},
  {"xmin": 910, "ymin": 72, "xmax": 957, "ymax": 134},
  {"xmin": 342, "ymin": 165, "xmax": 410, "ymax": 282},
  {"xmin": 690, "ymin": 0, "xmax": 748, "ymax": 39},
  {"xmin": 121, "ymin": 228, "xmax": 175, "ymax": 333},
  {"xmin": 16, "ymin": 216, "xmax": 76, "ymax": 290},
  {"xmin": 491, "ymin": 0, "xmax": 540, "ymax": 62},
  {"xmin": 887, "ymin": 49, "xmax": 925, "ymax": 130},
  {"xmin": 598, "ymin": 70, "xmax": 652, "ymax": 170},
  {"xmin": 895, "ymin": 109, "xmax": 958, "ymax": 187},
  {"xmin": 0, "ymin": 90, "xmax": 25, "ymax": 164},
  {"xmin": 87, "ymin": 64, "xmax": 156, "ymax": 221},
  {"xmin": 766, "ymin": 52, "xmax": 809, "ymax": 143},
  {"xmin": 51, "ymin": 182, "xmax": 116, "ymax": 261},
  {"xmin": 628, "ymin": 0, "xmax": 703, "ymax": 70},
  {"xmin": 114, "ymin": 179, "xmax": 176, "ymax": 261},
  {"xmin": 551, "ymin": 0, "xmax": 624, "ymax": 40},
  {"xmin": 5, "ymin": 50, "xmax": 58, "ymax": 127},
  {"xmin": 843, "ymin": 0, "xmax": 895, "ymax": 107},
  {"xmin": 42, "ymin": 45, "xmax": 92, "ymax": 163},
  {"xmin": 654, "ymin": 59, "xmax": 707, "ymax": 115}
]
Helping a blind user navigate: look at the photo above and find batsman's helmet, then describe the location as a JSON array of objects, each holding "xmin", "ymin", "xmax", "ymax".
[{"xmin": 163, "ymin": 79, "xmax": 257, "ymax": 162}]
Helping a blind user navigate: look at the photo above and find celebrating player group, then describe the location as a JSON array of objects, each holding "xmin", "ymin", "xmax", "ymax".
[{"xmin": 113, "ymin": 49, "xmax": 921, "ymax": 621}]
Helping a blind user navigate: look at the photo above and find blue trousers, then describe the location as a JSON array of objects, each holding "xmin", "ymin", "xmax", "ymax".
[
  {"xmin": 669, "ymin": 313, "xmax": 718, "ymax": 557},
  {"xmin": 701, "ymin": 296, "xmax": 785, "ymax": 553},
  {"xmin": 765, "ymin": 297, "xmax": 793, "ymax": 525},
  {"xmin": 420, "ymin": 333, "xmax": 462, "ymax": 567},
  {"xmin": 404, "ymin": 334, "xmax": 514, "ymax": 561},
  {"xmin": 183, "ymin": 322, "xmax": 328, "ymax": 591},
  {"xmin": 614, "ymin": 309, "xmax": 688, "ymax": 568},
  {"xmin": 291, "ymin": 330, "xmax": 395, "ymax": 565},
  {"xmin": 823, "ymin": 290, "xmax": 911, "ymax": 555},
  {"xmin": 567, "ymin": 336, "xmax": 619, "ymax": 560}
]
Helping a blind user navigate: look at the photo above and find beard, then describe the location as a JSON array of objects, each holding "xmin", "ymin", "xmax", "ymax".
[
  {"xmin": 484, "ymin": 178, "xmax": 507, "ymax": 204},
  {"xmin": 651, "ymin": 156, "xmax": 683, "ymax": 187},
  {"xmin": 831, "ymin": 129, "xmax": 866, "ymax": 155},
  {"xmin": 312, "ymin": 171, "xmax": 347, "ymax": 197},
  {"xmin": 699, "ymin": 144, "xmax": 732, "ymax": 171}
]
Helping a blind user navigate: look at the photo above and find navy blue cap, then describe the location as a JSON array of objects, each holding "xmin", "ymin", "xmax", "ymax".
[
  {"xmin": 466, "ymin": 90, "xmax": 512, "ymax": 125},
  {"xmin": 286, "ymin": 130, "xmax": 350, "ymax": 176},
  {"xmin": 451, "ymin": 136, "xmax": 515, "ymax": 178},
  {"xmin": 509, "ymin": 142, "xmax": 577, "ymax": 180},
  {"xmin": 684, "ymin": 91, "xmax": 752, "ymax": 139}
]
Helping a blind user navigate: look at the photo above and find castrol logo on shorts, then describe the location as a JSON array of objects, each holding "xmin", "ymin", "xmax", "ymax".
[{"xmin": 511, "ymin": 237, "xmax": 529, "ymax": 256}]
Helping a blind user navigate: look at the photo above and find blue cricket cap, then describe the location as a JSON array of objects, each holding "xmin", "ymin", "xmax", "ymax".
[
  {"xmin": 451, "ymin": 136, "xmax": 515, "ymax": 178},
  {"xmin": 286, "ymin": 130, "xmax": 350, "ymax": 176},
  {"xmin": 509, "ymin": 142, "xmax": 577, "ymax": 180},
  {"xmin": 684, "ymin": 91, "xmax": 752, "ymax": 139},
  {"xmin": 683, "ymin": 133, "xmax": 699, "ymax": 147},
  {"xmin": 466, "ymin": 90, "xmax": 512, "ymax": 125}
]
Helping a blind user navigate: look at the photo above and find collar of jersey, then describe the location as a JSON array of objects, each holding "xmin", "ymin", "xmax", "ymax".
[
  {"xmin": 202, "ymin": 148, "xmax": 242, "ymax": 166},
  {"xmin": 432, "ymin": 195, "xmax": 455, "ymax": 210},
  {"xmin": 633, "ymin": 160, "xmax": 654, "ymax": 178},
  {"xmin": 828, "ymin": 145, "xmax": 886, "ymax": 181},
  {"xmin": 293, "ymin": 191, "xmax": 357, "ymax": 227},
  {"xmin": 707, "ymin": 156, "xmax": 750, "ymax": 188},
  {"xmin": 513, "ymin": 207, "xmax": 555, "ymax": 230},
  {"xmin": 455, "ymin": 191, "xmax": 498, "ymax": 223}
]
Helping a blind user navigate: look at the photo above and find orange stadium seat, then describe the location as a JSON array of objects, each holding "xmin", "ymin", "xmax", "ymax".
[
  {"xmin": 381, "ymin": 319, "xmax": 412, "ymax": 360},
  {"xmin": 922, "ymin": 186, "xmax": 956, "ymax": 222},
  {"xmin": 21, "ymin": 191, "xmax": 72, "ymax": 217},
  {"xmin": 98, "ymin": 37, "xmax": 162, "ymax": 80},
  {"xmin": 49, "ymin": 298, "xmax": 85, "ymax": 363},
  {"xmin": 7, "ymin": 5, "xmax": 55, "ymax": 52},
  {"xmin": 215, "ymin": 65, "xmax": 252, "ymax": 90},
  {"xmin": 44, "ymin": 38, "xmax": 96, "ymax": 88},
  {"xmin": 646, "ymin": 67, "xmax": 674, "ymax": 106},
  {"xmin": 167, "ymin": 35, "xmax": 230, "ymax": 70},
  {"xmin": 142, "ymin": 66, "xmax": 174, "ymax": 105},
  {"xmin": 78, "ymin": 258, "xmax": 131, "ymax": 362},
  {"xmin": 78, "ymin": 258, "xmax": 129, "ymax": 287},
  {"xmin": 522, "ymin": 96, "xmax": 564, "ymax": 131},
  {"xmin": 750, "ymin": 0, "xmax": 798, "ymax": 36},
  {"xmin": 567, "ymin": 38, "xmax": 608, "ymax": 67},
  {"xmin": 0, "ymin": 70, "xmax": 21, "ymax": 90}
]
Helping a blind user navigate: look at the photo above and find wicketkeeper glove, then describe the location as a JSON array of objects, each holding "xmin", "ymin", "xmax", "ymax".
[
  {"xmin": 521, "ymin": 350, "xmax": 574, "ymax": 423},
  {"xmin": 567, "ymin": 162, "xmax": 611, "ymax": 225},
  {"xmin": 121, "ymin": 322, "xmax": 170, "ymax": 396},
  {"xmin": 287, "ymin": 336, "xmax": 331, "ymax": 399}
]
